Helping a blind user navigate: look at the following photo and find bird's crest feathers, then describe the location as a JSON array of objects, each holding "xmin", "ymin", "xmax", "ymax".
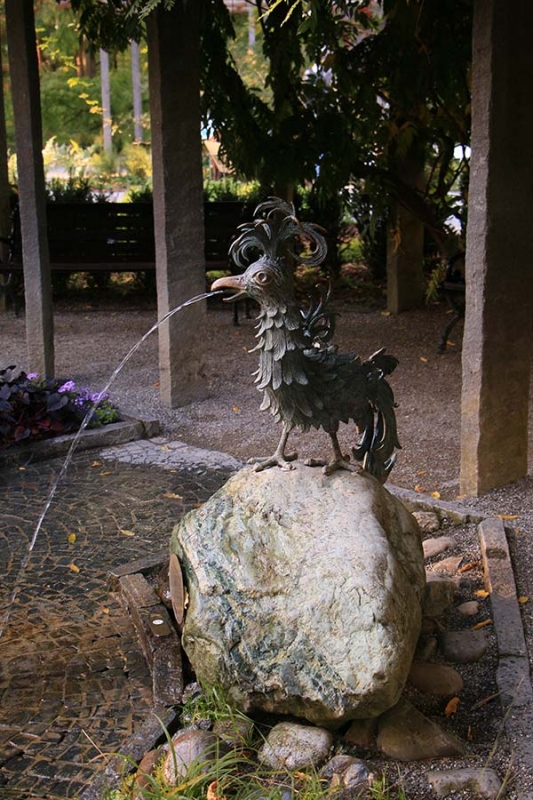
[{"xmin": 230, "ymin": 197, "xmax": 328, "ymax": 273}]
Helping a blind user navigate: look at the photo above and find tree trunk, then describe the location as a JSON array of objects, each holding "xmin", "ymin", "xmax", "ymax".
[{"xmin": 100, "ymin": 48, "xmax": 112, "ymax": 155}]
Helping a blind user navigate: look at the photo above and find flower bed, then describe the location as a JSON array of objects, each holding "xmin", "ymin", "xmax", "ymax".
[{"xmin": 0, "ymin": 367, "xmax": 121, "ymax": 450}]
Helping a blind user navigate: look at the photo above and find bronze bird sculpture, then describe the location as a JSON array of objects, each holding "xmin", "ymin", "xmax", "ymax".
[{"xmin": 211, "ymin": 198, "xmax": 400, "ymax": 483}]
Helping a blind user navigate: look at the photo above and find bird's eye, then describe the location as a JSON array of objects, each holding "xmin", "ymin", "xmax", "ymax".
[{"xmin": 255, "ymin": 271, "xmax": 270, "ymax": 285}]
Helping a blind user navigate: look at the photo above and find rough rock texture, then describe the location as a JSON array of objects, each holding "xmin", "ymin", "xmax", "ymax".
[
  {"xmin": 171, "ymin": 465, "xmax": 425, "ymax": 726},
  {"xmin": 408, "ymin": 662, "xmax": 464, "ymax": 696},
  {"xmin": 377, "ymin": 698, "xmax": 466, "ymax": 761},
  {"xmin": 426, "ymin": 767, "xmax": 502, "ymax": 799},
  {"xmin": 161, "ymin": 730, "xmax": 228, "ymax": 784},
  {"xmin": 258, "ymin": 722, "xmax": 334, "ymax": 771}
]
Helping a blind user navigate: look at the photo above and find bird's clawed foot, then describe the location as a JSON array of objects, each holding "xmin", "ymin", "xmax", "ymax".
[
  {"xmin": 304, "ymin": 454, "xmax": 359, "ymax": 475},
  {"xmin": 248, "ymin": 451, "xmax": 298, "ymax": 472},
  {"xmin": 323, "ymin": 456, "xmax": 360, "ymax": 476}
]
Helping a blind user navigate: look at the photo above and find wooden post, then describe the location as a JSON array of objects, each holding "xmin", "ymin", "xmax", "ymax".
[
  {"xmin": 147, "ymin": 0, "xmax": 207, "ymax": 407},
  {"xmin": 5, "ymin": 0, "xmax": 54, "ymax": 377},
  {"xmin": 460, "ymin": 0, "xmax": 533, "ymax": 494}
]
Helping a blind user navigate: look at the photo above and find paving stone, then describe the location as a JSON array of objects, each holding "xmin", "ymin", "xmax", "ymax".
[
  {"xmin": 0, "ymin": 450, "xmax": 232, "ymax": 798},
  {"xmin": 439, "ymin": 629, "xmax": 489, "ymax": 663},
  {"xmin": 423, "ymin": 536, "xmax": 455, "ymax": 559}
]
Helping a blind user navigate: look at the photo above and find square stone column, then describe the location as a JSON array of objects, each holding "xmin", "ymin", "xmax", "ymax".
[
  {"xmin": 5, "ymin": 0, "xmax": 54, "ymax": 376},
  {"xmin": 460, "ymin": 0, "xmax": 533, "ymax": 494},
  {"xmin": 147, "ymin": 1, "xmax": 207, "ymax": 407}
]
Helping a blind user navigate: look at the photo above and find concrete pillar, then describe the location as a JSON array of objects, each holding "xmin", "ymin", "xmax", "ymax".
[
  {"xmin": 460, "ymin": 0, "xmax": 533, "ymax": 495},
  {"xmin": 147, "ymin": 1, "xmax": 207, "ymax": 407},
  {"xmin": 5, "ymin": 0, "xmax": 54, "ymax": 377},
  {"xmin": 386, "ymin": 149, "xmax": 425, "ymax": 314}
]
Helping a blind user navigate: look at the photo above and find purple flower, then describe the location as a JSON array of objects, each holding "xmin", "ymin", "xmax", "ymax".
[
  {"xmin": 91, "ymin": 391, "xmax": 108, "ymax": 403},
  {"xmin": 26, "ymin": 372, "xmax": 39, "ymax": 380},
  {"xmin": 58, "ymin": 380, "xmax": 76, "ymax": 393}
]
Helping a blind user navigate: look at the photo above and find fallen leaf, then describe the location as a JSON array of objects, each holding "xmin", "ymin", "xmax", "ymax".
[
  {"xmin": 91, "ymin": 460, "xmax": 102, "ymax": 467},
  {"xmin": 69, "ymin": 562, "xmax": 80, "ymax": 573},
  {"xmin": 471, "ymin": 618, "xmax": 493, "ymax": 630},
  {"xmin": 102, "ymin": 607, "xmax": 110, "ymax": 614},
  {"xmin": 100, "ymin": 471, "xmax": 112, "ymax": 476},
  {"xmin": 496, "ymin": 514, "xmax": 519, "ymax": 520},
  {"xmin": 456, "ymin": 494, "xmax": 467, "ymax": 500},
  {"xmin": 518, "ymin": 596, "xmax": 529, "ymax": 604},
  {"xmin": 414, "ymin": 484, "xmax": 427, "ymax": 494},
  {"xmin": 458, "ymin": 561, "xmax": 481, "ymax": 573},
  {"xmin": 232, "ymin": 406, "xmax": 241, "ymax": 413},
  {"xmin": 193, "ymin": 502, "xmax": 203, "ymax": 508},
  {"xmin": 152, "ymin": 381, "xmax": 161, "ymax": 388},
  {"xmin": 430, "ymin": 491, "xmax": 441, "ymax": 499},
  {"xmin": 67, "ymin": 533, "xmax": 77, "ymax": 545},
  {"xmin": 444, "ymin": 697, "xmax": 460, "ymax": 717},
  {"xmin": 475, "ymin": 589, "xmax": 490, "ymax": 598},
  {"xmin": 381, "ymin": 311, "xmax": 391, "ymax": 317},
  {"xmin": 471, "ymin": 693, "xmax": 500, "ymax": 711},
  {"xmin": 206, "ymin": 780, "xmax": 226, "ymax": 800},
  {"xmin": 161, "ymin": 445, "xmax": 170, "ymax": 451},
  {"xmin": 163, "ymin": 492, "xmax": 183, "ymax": 500},
  {"xmin": 419, "ymin": 356, "xmax": 428, "ymax": 362},
  {"xmin": 416, "ymin": 469, "xmax": 426, "ymax": 476},
  {"xmin": 120, "ymin": 529, "xmax": 136, "ymax": 537}
]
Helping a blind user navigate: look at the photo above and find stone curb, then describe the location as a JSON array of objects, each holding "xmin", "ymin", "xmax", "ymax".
[
  {"xmin": 387, "ymin": 484, "xmax": 485, "ymax": 524},
  {"xmin": 0, "ymin": 415, "xmax": 160, "ymax": 470},
  {"xmin": 478, "ymin": 517, "xmax": 533, "ymax": 800},
  {"xmin": 79, "ymin": 705, "xmax": 179, "ymax": 800}
]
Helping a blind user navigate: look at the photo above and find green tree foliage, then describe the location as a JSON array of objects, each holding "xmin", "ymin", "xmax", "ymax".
[{"xmin": 51, "ymin": 0, "xmax": 473, "ymax": 265}]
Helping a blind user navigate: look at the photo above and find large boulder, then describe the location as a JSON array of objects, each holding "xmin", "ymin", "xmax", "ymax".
[{"xmin": 170, "ymin": 465, "xmax": 425, "ymax": 727}]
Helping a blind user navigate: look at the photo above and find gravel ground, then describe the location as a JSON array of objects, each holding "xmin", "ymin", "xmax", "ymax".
[{"xmin": 2, "ymin": 292, "xmax": 533, "ymax": 796}]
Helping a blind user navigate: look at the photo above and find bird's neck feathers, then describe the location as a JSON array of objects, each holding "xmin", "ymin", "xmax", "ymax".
[{"xmin": 250, "ymin": 300, "xmax": 303, "ymax": 358}]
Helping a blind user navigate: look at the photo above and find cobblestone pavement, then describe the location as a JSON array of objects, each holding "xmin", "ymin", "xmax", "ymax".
[{"xmin": 0, "ymin": 442, "xmax": 237, "ymax": 799}]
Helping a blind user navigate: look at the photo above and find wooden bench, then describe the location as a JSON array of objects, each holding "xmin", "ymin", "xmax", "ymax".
[{"xmin": 0, "ymin": 200, "xmax": 253, "ymax": 323}]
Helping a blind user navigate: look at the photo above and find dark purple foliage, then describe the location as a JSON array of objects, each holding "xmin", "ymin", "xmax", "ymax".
[{"xmin": 0, "ymin": 367, "xmax": 120, "ymax": 450}]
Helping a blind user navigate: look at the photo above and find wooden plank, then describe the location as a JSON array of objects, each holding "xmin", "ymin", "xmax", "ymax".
[{"xmin": 119, "ymin": 573, "xmax": 160, "ymax": 610}]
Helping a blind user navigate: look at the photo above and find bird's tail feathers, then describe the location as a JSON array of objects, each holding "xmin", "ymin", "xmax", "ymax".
[{"xmin": 352, "ymin": 392, "xmax": 400, "ymax": 484}]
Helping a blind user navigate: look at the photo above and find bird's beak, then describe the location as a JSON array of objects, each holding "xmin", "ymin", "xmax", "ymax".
[{"xmin": 210, "ymin": 274, "xmax": 248, "ymax": 303}]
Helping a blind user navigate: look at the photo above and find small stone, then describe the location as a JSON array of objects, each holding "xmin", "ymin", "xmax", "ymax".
[
  {"xmin": 426, "ymin": 767, "xmax": 502, "ymax": 798},
  {"xmin": 212, "ymin": 716, "xmax": 254, "ymax": 748},
  {"xmin": 134, "ymin": 749, "xmax": 162, "ymax": 797},
  {"xmin": 408, "ymin": 662, "xmax": 463, "ymax": 696},
  {"xmin": 377, "ymin": 697, "xmax": 466, "ymax": 761},
  {"xmin": 258, "ymin": 722, "xmax": 334, "ymax": 771},
  {"xmin": 343, "ymin": 718, "xmax": 378, "ymax": 748},
  {"xmin": 429, "ymin": 555, "xmax": 463, "ymax": 576},
  {"xmin": 439, "ymin": 630, "xmax": 489, "ymax": 663},
  {"xmin": 423, "ymin": 536, "xmax": 455, "ymax": 559},
  {"xmin": 456, "ymin": 600, "xmax": 480, "ymax": 617},
  {"xmin": 423, "ymin": 577, "xmax": 457, "ymax": 616},
  {"xmin": 415, "ymin": 635, "xmax": 438, "ymax": 661},
  {"xmin": 161, "ymin": 730, "xmax": 228, "ymax": 784},
  {"xmin": 413, "ymin": 511, "xmax": 441, "ymax": 533},
  {"xmin": 321, "ymin": 755, "xmax": 373, "ymax": 794}
]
